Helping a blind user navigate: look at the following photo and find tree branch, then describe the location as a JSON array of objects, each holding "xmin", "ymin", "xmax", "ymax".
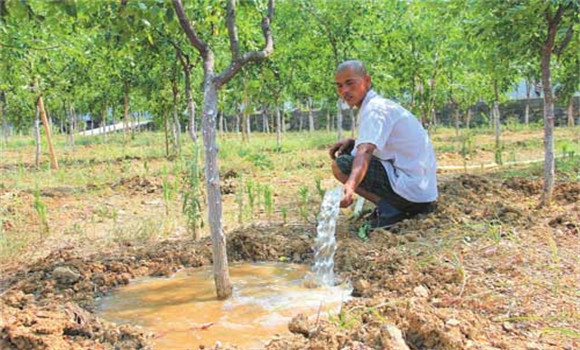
[
  {"xmin": 226, "ymin": 0, "xmax": 240, "ymax": 61},
  {"xmin": 214, "ymin": 0, "xmax": 274, "ymax": 88},
  {"xmin": 554, "ymin": 24, "xmax": 574, "ymax": 57},
  {"xmin": 172, "ymin": 0, "xmax": 209, "ymax": 58}
]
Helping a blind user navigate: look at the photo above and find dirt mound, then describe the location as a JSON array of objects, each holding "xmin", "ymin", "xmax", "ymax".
[
  {"xmin": 111, "ymin": 176, "xmax": 163, "ymax": 194},
  {"xmin": 502, "ymin": 177, "xmax": 542, "ymax": 195}
]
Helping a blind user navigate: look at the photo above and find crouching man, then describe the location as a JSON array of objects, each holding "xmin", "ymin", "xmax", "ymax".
[{"xmin": 330, "ymin": 60, "xmax": 437, "ymax": 229}]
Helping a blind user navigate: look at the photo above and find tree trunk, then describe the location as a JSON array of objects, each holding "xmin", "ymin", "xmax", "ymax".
[
  {"xmin": 246, "ymin": 113, "xmax": 251, "ymax": 138},
  {"xmin": 0, "ymin": 91, "xmax": 8, "ymax": 148},
  {"xmin": 235, "ymin": 112, "xmax": 240, "ymax": 134},
  {"xmin": 263, "ymin": 109, "xmax": 270, "ymax": 133},
  {"xmin": 566, "ymin": 98, "xmax": 574, "ymax": 127},
  {"xmin": 101, "ymin": 103, "xmax": 107, "ymax": 143},
  {"xmin": 538, "ymin": 10, "xmax": 563, "ymax": 208},
  {"xmin": 308, "ymin": 97, "xmax": 314, "ymax": 132},
  {"xmin": 524, "ymin": 80, "xmax": 531, "ymax": 126},
  {"xmin": 184, "ymin": 68, "xmax": 197, "ymax": 143},
  {"xmin": 493, "ymin": 101, "xmax": 501, "ymax": 165},
  {"xmin": 164, "ymin": 111, "xmax": 169, "ymax": 157},
  {"xmin": 466, "ymin": 108, "xmax": 472, "ymax": 129},
  {"xmin": 276, "ymin": 103, "xmax": 281, "ymax": 149},
  {"xmin": 67, "ymin": 102, "xmax": 75, "ymax": 149},
  {"xmin": 202, "ymin": 81, "xmax": 232, "ymax": 300},
  {"xmin": 172, "ymin": 79, "xmax": 181, "ymax": 156},
  {"xmin": 326, "ymin": 110, "xmax": 330, "ymax": 132},
  {"xmin": 431, "ymin": 107, "xmax": 437, "ymax": 131},
  {"xmin": 34, "ymin": 104, "xmax": 41, "ymax": 168},
  {"xmin": 37, "ymin": 96, "xmax": 58, "ymax": 170},
  {"xmin": 454, "ymin": 108, "xmax": 460, "ymax": 137},
  {"xmin": 218, "ymin": 111, "xmax": 223, "ymax": 135},
  {"xmin": 123, "ymin": 83, "xmax": 130, "ymax": 142},
  {"xmin": 298, "ymin": 108, "xmax": 303, "ymax": 132},
  {"xmin": 336, "ymin": 99, "xmax": 343, "ymax": 141}
]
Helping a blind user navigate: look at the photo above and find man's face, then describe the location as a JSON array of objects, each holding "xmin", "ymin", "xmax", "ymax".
[{"xmin": 334, "ymin": 68, "xmax": 371, "ymax": 108}]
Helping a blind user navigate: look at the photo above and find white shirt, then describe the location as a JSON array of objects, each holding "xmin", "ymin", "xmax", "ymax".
[{"xmin": 351, "ymin": 90, "xmax": 438, "ymax": 203}]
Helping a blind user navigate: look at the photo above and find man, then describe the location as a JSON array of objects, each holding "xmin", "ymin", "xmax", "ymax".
[{"xmin": 329, "ymin": 60, "xmax": 437, "ymax": 229}]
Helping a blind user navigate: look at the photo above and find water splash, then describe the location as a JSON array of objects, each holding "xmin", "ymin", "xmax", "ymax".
[{"xmin": 312, "ymin": 187, "xmax": 342, "ymax": 286}]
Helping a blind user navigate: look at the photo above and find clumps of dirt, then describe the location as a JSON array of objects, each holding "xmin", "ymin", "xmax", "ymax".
[
  {"xmin": 554, "ymin": 181, "xmax": 580, "ymax": 203},
  {"xmin": 39, "ymin": 186, "xmax": 84, "ymax": 198},
  {"xmin": 271, "ymin": 298, "xmax": 485, "ymax": 350},
  {"xmin": 110, "ymin": 176, "xmax": 163, "ymax": 194},
  {"xmin": 548, "ymin": 214, "xmax": 578, "ymax": 235},
  {"xmin": 502, "ymin": 177, "xmax": 542, "ymax": 196}
]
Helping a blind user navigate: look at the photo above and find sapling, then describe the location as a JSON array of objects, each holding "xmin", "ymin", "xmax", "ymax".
[
  {"xmin": 33, "ymin": 186, "xmax": 49, "ymax": 234},
  {"xmin": 263, "ymin": 185, "xmax": 273, "ymax": 219},
  {"xmin": 182, "ymin": 147, "xmax": 204, "ymax": 239},
  {"xmin": 247, "ymin": 180, "xmax": 255, "ymax": 218},
  {"xmin": 235, "ymin": 176, "xmax": 244, "ymax": 224},
  {"xmin": 314, "ymin": 176, "xmax": 325, "ymax": 199},
  {"xmin": 298, "ymin": 186, "xmax": 309, "ymax": 221}
]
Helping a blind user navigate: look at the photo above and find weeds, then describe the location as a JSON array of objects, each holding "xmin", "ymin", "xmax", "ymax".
[
  {"xmin": 235, "ymin": 176, "xmax": 244, "ymax": 224},
  {"xmin": 247, "ymin": 180, "xmax": 255, "ymax": 218},
  {"xmin": 161, "ymin": 165, "xmax": 178, "ymax": 215},
  {"xmin": 263, "ymin": 185, "xmax": 273, "ymax": 218},
  {"xmin": 314, "ymin": 176, "xmax": 325, "ymax": 199},
  {"xmin": 182, "ymin": 147, "xmax": 204, "ymax": 239},
  {"xmin": 33, "ymin": 186, "xmax": 49, "ymax": 234},
  {"xmin": 298, "ymin": 186, "xmax": 310, "ymax": 221}
]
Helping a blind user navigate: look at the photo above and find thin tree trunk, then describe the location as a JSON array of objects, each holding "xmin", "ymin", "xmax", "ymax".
[
  {"xmin": 184, "ymin": 68, "xmax": 197, "ymax": 143},
  {"xmin": 493, "ymin": 101, "xmax": 501, "ymax": 165},
  {"xmin": 218, "ymin": 111, "xmax": 223, "ymax": 135},
  {"xmin": 172, "ymin": 79, "xmax": 181, "ymax": 156},
  {"xmin": 164, "ymin": 111, "xmax": 169, "ymax": 157},
  {"xmin": 203, "ymin": 81, "xmax": 232, "ymax": 300},
  {"xmin": 336, "ymin": 99, "xmax": 343, "ymax": 141},
  {"xmin": 431, "ymin": 107, "xmax": 437, "ymax": 130},
  {"xmin": 123, "ymin": 83, "xmax": 130, "ymax": 142},
  {"xmin": 37, "ymin": 96, "xmax": 58, "ymax": 170},
  {"xmin": 308, "ymin": 98, "xmax": 314, "ymax": 132},
  {"xmin": 538, "ymin": 9, "xmax": 563, "ymax": 208},
  {"xmin": 276, "ymin": 103, "xmax": 282, "ymax": 149},
  {"xmin": 101, "ymin": 103, "xmax": 107, "ymax": 142},
  {"xmin": 454, "ymin": 108, "xmax": 460, "ymax": 137},
  {"xmin": 235, "ymin": 111, "xmax": 240, "ymax": 134},
  {"xmin": 34, "ymin": 104, "xmax": 41, "ymax": 168},
  {"xmin": 466, "ymin": 108, "xmax": 472, "ymax": 129},
  {"xmin": 68, "ymin": 102, "xmax": 75, "ymax": 149},
  {"xmin": 326, "ymin": 110, "xmax": 330, "ymax": 132},
  {"xmin": 263, "ymin": 110, "xmax": 270, "ymax": 133},
  {"xmin": 566, "ymin": 98, "xmax": 574, "ymax": 127},
  {"xmin": 246, "ymin": 113, "xmax": 251, "ymax": 138},
  {"xmin": 525, "ymin": 80, "xmax": 531, "ymax": 126},
  {"xmin": 1, "ymin": 91, "xmax": 8, "ymax": 148}
]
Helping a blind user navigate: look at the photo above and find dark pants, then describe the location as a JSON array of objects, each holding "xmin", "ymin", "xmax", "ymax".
[{"xmin": 335, "ymin": 154, "xmax": 434, "ymax": 214}]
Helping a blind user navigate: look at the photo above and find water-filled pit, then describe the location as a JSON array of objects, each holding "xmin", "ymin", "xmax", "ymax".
[{"xmin": 97, "ymin": 263, "xmax": 351, "ymax": 349}]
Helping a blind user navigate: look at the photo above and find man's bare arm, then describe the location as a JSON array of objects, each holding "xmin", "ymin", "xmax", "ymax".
[{"xmin": 341, "ymin": 143, "xmax": 376, "ymax": 207}]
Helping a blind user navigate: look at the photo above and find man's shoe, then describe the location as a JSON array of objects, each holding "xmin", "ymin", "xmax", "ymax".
[{"xmin": 370, "ymin": 200, "xmax": 408, "ymax": 230}]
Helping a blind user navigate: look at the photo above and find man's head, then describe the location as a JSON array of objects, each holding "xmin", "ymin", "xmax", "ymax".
[{"xmin": 335, "ymin": 60, "xmax": 372, "ymax": 108}]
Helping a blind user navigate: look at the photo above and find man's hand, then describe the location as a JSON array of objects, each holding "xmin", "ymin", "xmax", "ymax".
[
  {"xmin": 329, "ymin": 138, "xmax": 355, "ymax": 160},
  {"xmin": 340, "ymin": 184, "xmax": 355, "ymax": 208}
]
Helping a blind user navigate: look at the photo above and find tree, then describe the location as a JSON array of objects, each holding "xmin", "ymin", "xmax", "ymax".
[{"xmin": 172, "ymin": 0, "xmax": 274, "ymax": 300}]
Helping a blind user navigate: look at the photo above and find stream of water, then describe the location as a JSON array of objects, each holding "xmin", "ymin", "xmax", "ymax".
[{"xmin": 312, "ymin": 186, "xmax": 342, "ymax": 286}]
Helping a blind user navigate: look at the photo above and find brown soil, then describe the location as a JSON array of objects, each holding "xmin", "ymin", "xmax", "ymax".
[{"xmin": 1, "ymin": 174, "xmax": 579, "ymax": 350}]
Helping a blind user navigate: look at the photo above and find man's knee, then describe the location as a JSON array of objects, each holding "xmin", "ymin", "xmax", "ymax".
[{"xmin": 332, "ymin": 155, "xmax": 352, "ymax": 182}]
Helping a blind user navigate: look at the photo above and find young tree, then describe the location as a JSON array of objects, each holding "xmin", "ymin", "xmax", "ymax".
[{"xmin": 172, "ymin": 0, "xmax": 274, "ymax": 300}]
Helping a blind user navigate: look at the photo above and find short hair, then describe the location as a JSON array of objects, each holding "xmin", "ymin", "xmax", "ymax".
[{"xmin": 336, "ymin": 60, "xmax": 367, "ymax": 77}]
